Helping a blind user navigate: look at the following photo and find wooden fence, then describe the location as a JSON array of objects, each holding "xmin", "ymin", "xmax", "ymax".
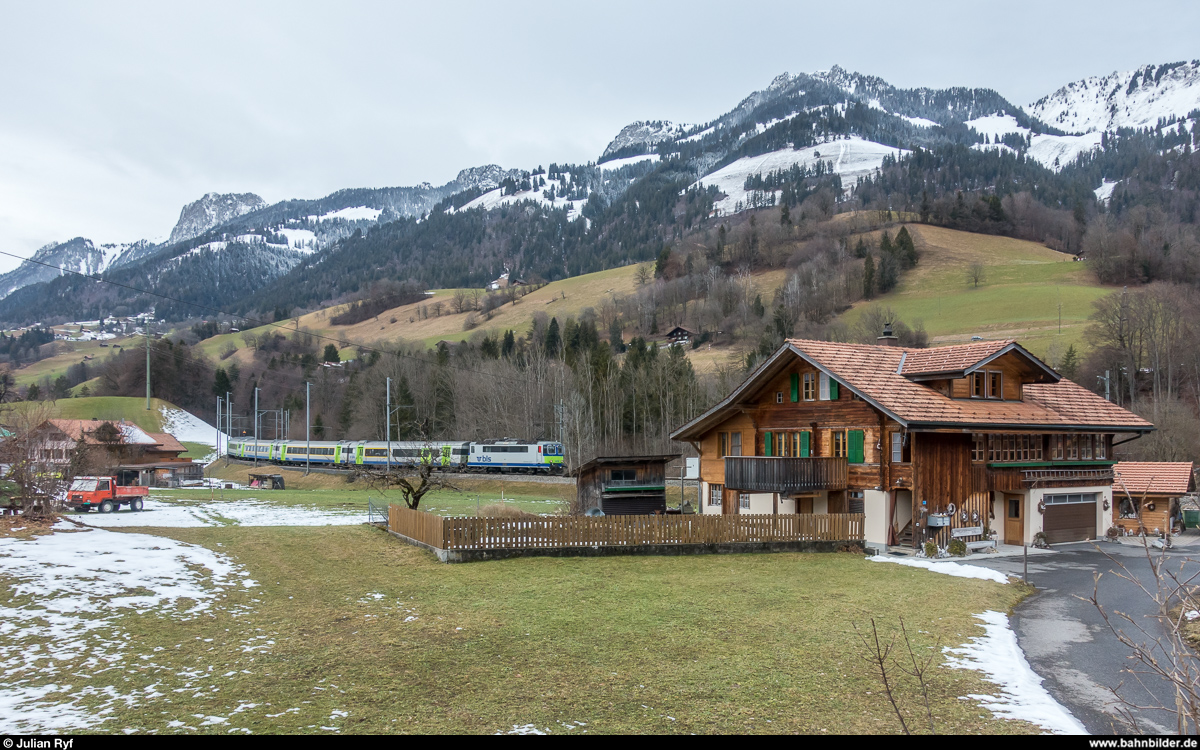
[{"xmin": 389, "ymin": 505, "xmax": 863, "ymax": 551}]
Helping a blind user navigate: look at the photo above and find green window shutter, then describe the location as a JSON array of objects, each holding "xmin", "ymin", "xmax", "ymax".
[
  {"xmin": 800, "ymin": 431, "xmax": 810, "ymax": 458},
  {"xmin": 764, "ymin": 431, "xmax": 773, "ymax": 457},
  {"xmin": 849, "ymin": 430, "xmax": 865, "ymax": 464},
  {"xmin": 790, "ymin": 373, "xmax": 800, "ymax": 402},
  {"xmin": 830, "ymin": 379, "xmax": 840, "ymax": 400}
]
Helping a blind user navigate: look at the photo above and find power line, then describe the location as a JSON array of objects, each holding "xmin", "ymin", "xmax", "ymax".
[{"xmin": 0, "ymin": 249, "xmax": 547, "ymax": 386}]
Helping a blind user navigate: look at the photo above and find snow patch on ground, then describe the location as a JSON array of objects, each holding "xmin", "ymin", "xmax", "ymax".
[
  {"xmin": 457, "ymin": 177, "xmax": 588, "ymax": 220},
  {"xmin": 965, "ymin": 114, "xmax": 1028, "ymax": 140},
  {"xmin": 1094, "ymin": 179, "xmax": 1119, "ymax": 204},
  {"xmin": 67, "ymin": 498, "xmax": 362, "ymax": 528},
  {"xmin": 1026, "ymin": 132, "xmax": 1104, "ymax": 171},
  {"xmin": 944, "ymin": 610, "xmax": 1088, "ymax": 735},
  {"xmin": 276, "ymin": 227, "xmax": 318, "ymax": 253},
  {"xmin": 900, "ymin": 114, "xmax": 938, "ymax": 128},
  {"xmin": 315, "ymin": 206, "xmax": 383, "ymax": 223},
  {"xmin": 0, "ymin": 527, "xmax": 254, "ymax": 733},
  {"xmin": 694, "ymin": 136, "xmax": 906, "ymax": 215},
  {"xmin": 597, "ymin": 153, "xmax": 660, "ymax": 172},
  {"xmin": 867, "ymin": 555, "xmax": 1011, "ymax": 584},
  {"xmin": 158, "ymin": 407, "xmax": 228, "ymax": 462}
]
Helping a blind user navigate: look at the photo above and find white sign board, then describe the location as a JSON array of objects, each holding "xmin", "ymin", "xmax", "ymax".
[
  {"xmin": 685, "ymin": 457, "xmax": 700, "ymax": 479},
  {"xmin": 951, "ymin": 526, "xmax": 984, "ymax": 538}
]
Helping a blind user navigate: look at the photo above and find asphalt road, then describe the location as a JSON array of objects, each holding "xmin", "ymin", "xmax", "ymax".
[{"xmin": 969, "ymin": 541, "xmax": 1200, "ymax": 734}]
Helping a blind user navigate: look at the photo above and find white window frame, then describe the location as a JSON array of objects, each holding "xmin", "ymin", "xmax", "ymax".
[
  {"xmin": 739, "ymin": 493, "xmax": 750, "ymax": 511},
  {"xmin": 892, "ymin": 432, "xmax": 904, "ymax": 463},
  {"xmin": 819, "ymin": 372, "xmax": 831, "ymax": 401},
  {"xmin": 709, "ymin": 484, "xmax": 723, "ymax": 507}
]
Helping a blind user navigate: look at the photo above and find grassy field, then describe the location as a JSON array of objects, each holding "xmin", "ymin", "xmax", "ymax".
[
  {"xmin": 841, "ymin": 226, "xmax": 1112, "ymax": 360},
  {"xmin": 2, "ymin": 522, "xmax": 1037, "ymax": 734},
  {"xmin": 202, "ymin": 461, "xmax": 574, "ymax": 516},
  {"xmin": 10, "ymin": 337, "xmax": 136, "ymax": 387},
  {"xmin": 3, "ymin": 396, "xmax": 181, "ymax": 433}
]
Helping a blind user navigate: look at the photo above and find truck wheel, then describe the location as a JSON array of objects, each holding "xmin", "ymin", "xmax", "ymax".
[
  {"xmin": 98, "ymin": 500, "xmax": 114, "ymax": 514},
  {"xmin": 129, "ymin": 498, "xmax": 144, "ymax": 512}
]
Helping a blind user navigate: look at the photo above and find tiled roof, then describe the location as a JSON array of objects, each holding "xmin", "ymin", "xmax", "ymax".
[
  {"xmin": 44, "ymin": 419, "xmax": 169, "ymax": 447},
  {"xmin": 900, "ymin": 339, "xmax": 1011, "ymax": 375},
  {"xmin": 1113, "ymin": 462, "xmax": 1194, "ymax": 496},
  {"xmin": 788, "ymin": 339, "xmax": 1152, "ymax": 429},
  {"xmin": 146, "ymin": 432, "xmax": 187, "ymax": 454},
  {"xmin": 670, "ymin": 339, "xmax": 1153, "ymax": 440}
]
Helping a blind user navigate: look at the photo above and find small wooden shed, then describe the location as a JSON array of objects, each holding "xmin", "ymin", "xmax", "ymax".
[
  {"xmin": 1112, "ymin": 462, "xmax": 1195, "ymax": 535},
  {"xmin": 573, "ymin": 455, "xmax": 680, "ymax": 516}
]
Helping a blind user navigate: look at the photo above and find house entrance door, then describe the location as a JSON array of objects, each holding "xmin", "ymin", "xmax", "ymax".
[{"xmin": 1004, "ymin": 493, "xmax": 1024, "ymax": 545}]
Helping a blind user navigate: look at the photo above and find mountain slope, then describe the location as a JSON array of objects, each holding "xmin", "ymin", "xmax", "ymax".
[
  {"xmin": 0, "ymin": 238, "xmax": 134, "ymax": 299},
  {"xmin": 168, "ymin": 192, "xmax": 267, "ymax": 244},
  {"xmin": 1029, "ymin": 60, "xmax": 1200, "ymax": 134}
]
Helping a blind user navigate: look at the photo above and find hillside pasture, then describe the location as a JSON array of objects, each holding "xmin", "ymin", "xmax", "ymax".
[{"xmin": 842, "ymin": 225, "xmax": 1111, "ymax": 359}]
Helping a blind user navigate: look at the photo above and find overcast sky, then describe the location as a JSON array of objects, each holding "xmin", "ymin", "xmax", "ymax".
[{"xmin": 1, "ymin": 0, "xmax": 1197, "ymax": 272}]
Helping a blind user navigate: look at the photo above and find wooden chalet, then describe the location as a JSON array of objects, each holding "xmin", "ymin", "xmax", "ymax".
[
  {"xmin": 671, "ymin": 335, "xmax": 1154, "ymax": 549},
  {"xmin": 32, "ymin": 418, "xmax": 201, "ymax": 487},
  {"xmin": 1112, "ymin": 461, "xmax": 1194, "ymax": 536},
  {"xmin": 666, "ymin": 327, "xmax": 696, "ymax": 345},
  {"xmin": 574, "ymin": 455, "xmax": 679, "ymax": 515}
]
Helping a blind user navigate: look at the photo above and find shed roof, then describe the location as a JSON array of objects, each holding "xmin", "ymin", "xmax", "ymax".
[
  {"xmin": 571, "ymin": 454, "xmax": 681, "ymax": 476},
  {"xmin": 1113, "ymin": 462, "xmax": 1195, "ymax": 497}
]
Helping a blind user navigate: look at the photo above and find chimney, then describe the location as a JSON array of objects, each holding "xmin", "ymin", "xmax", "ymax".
[{"xmin": 877, "ymin": 322, "xmax": 899, "ymax": 347}]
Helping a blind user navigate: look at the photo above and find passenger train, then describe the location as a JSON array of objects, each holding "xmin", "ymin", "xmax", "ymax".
[{"xmin": 226, "ymin": 438, "xmax": 565, "ymax": 474}]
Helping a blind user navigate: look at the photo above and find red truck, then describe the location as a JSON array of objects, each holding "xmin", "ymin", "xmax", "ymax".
[{"xmin": 66, "ymin": 476, "xmax": 149, "ymax": 513}]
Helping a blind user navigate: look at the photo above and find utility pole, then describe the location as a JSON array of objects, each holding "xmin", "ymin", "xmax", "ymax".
[
  {"xmin": 254, "ymin": 387, "xmax": 259, "ymax": 467},
  {"xmin": 386, "ymin": 376, "xmax": 391, "ymax": 472},
  {"xmin": 216, "ymin": 396, "xmax": 222, "ymax": 460},
  {"xmin": 305, "ymin": 382, "xmax": 311, "ymax": 476},
  {"xmin": 1099, "ymin": 370, "xmax": 1112, "ymax": 402},
  {"xmin": 145, "ymin": 319, "xmax": 151, "ymax": 410}
]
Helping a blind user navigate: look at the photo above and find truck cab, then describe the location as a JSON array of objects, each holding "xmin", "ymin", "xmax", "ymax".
[{"xmin": 67, "ymin": 476, "xmax": 149, "ymax": 513}]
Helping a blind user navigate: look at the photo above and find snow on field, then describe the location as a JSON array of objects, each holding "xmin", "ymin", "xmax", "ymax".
[
  {"xmin": 597, "ymin": 153, "xmax": 660, "ymax": 172},
  {"xmin": 458, "ymin": 177, "xmax": 588, "ymax": 220},
  {"xmin": 965, "ymin": 114, "xmax": 1028, "ymax": 140},
  {"xmin": 159, "ymin": 407, "xmax": 228, "ymax": 462},
  {"xmin": 70, "ymin": 498, "xmax": 362, "ymax": 528},
  {"xmin": 679, "ymin": 126, "xmax": 715, "ymax": 143},
  {"xmin": 314, "ymin": 206, "xmax": 383, "ymax": 223},
  {"xmin": 277, "ymin": 227, "xmax": 318, "ymax": 252},
  {"xmin": 1029, "ymin": 62, "xmax": 1200, "ymax": 134},
  {"xmin": 867, "ymin": 555, "xmax": 1011, "ymax": 584},
  {"xmin": 0, "ymin": 526, "xmax": 256, "ymax": 733},
  {"xmin": 944, "ymin": 611, "xmax": 1087, "ymax": 734},
  {"xmin": 1026, "ymin": 132, "xmax": 1103, "ymax": 171},
  {"xmin": 1094, "ymin": 179, "xmax": 1119, "ymax": 204},
  {"xmin": 900, "ymin": 114, "xmax": 938, "ymax": 128},
  {"xmin": 694, "ymin": 136, "xmax": 907, "ymax": 215}
]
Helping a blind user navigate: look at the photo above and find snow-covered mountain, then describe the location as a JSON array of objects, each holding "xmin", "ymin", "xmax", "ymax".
[
  {"xmin": 1029, "ymin": 61, "xmax": 1200, "ymax": 134},
  {"xmin": 168, "ymin": 192, "xmax": 267, "ymax": 244},
  {"xmin": 601, "ymin": 120, "xmax": 690, "ymax": 160},
  {"xmin": 0, "ymin": 237, "xmax": 134, "ymax": 299}
]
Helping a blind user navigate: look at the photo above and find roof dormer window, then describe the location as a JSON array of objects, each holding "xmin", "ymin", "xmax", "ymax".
[{"xmin": 971, "ymin": 370, "xmax": 1003, "ymax": 399}]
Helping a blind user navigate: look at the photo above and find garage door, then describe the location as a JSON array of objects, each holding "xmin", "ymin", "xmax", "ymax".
[{"xmin": 1043, "ymin": 493, "xmax": 1097, "ymax": 544}]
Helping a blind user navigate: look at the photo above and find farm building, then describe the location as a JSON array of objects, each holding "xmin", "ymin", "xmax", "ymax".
[
  {"xmin": 574, "ymin": 455, "xmax": 679, "ymax": 515},
  {"xmin": 28, "ymin": 418, "xmax": 201, "ymax": 486},
  {"xmin": 1112, "ymin": 461, "xmax": 1194, "ymax": 536},
  {"xmin": 671, "ymin": 334, "xmax": 1154, "ymax": 550}
]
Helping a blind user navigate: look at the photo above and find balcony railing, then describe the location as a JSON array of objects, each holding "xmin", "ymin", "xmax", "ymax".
[
  {"xmin": 724, "ymin": 456, "xmax": 848, "ymax": 493},
  {"xmin": 1022, "ymin": 467, "xmax": 1114, "ymax": 487}
]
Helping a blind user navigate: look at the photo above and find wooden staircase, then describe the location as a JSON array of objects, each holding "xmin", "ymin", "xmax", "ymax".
[{"xmin": 897, "ymin": 521, "xmax": 914, "ymax": 548}]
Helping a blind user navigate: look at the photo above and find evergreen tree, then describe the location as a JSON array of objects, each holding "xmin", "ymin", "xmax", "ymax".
[
  {"xmin": 894, "ymin": 226, "xmax": 918, "ymax": 269},
  {"xmin": 51, "ymin": 376, "xmax": 70, "ymax": 400},
  {"xmin": 25, "ymin": 383, "xmax": 39, "ymax": 401},
  {"xmin": 79, "ymin": 385, "xmax": 91, "ymax": 398},
  {"xmin": 322, "ymin": 343, "xmax": 340, "ymax": 363},
  {"xmin": 1058, "ymin": 345, "xmax": 1080, "ymax": 380},
  {"xmin": 654, "ymin": 247, "xmax": 671, "ymax": 279},
  {"xmin": 879, "ymin": 230, "xmax": 893, "ymax": 256},
  {"xmin": 312, "ymin": 413, "xmax": 325, "ymax": 439},
  {"xmin": 609, "ymin": 317, "xmax": 624, "ymax": 353},
  {"xmin": 854, "ymin": 237, "xmax": 868, "ymax": 259},
  {"xmin": 877, "ymin": 252, "xmax": 899, "ymax": 293},
  {"xmin": 919, "ymin": 191, "xmax": 931, "ymax": 223},
  {"xmin": 752, "ymin": 294, "xmax": 766, "ymax": 319},
  {"xmin": 780, "ymin": 202, "xmax": 792, "ymax": 228},
  {"xmin": 501, "ymin": 329, "xmax": 516, "ymax": 358},
  {"xmin": 863, "ymin": 254, "xmax": 876, "ymax": 298},
  {"xmin": 392, "ymin": 375, "xmax": 416, "ymax": 439},
  {"xmin": 544, "ymin": 318, "xmax": 561, "ymax": 356},
  {"xmin": 213, "ymin": 367, "xmax": 233, "ymax": 396}
]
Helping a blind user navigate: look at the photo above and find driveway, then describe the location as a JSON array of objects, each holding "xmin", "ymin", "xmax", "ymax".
[{"xmin": 968, "ymin": 540, "xmax": 1199, "ymax": 734}]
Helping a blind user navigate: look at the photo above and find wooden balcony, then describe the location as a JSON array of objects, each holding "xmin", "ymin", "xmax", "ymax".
[{"xmin": 724, "ymin": 456, "xmax": 848, "ymax": 493}]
